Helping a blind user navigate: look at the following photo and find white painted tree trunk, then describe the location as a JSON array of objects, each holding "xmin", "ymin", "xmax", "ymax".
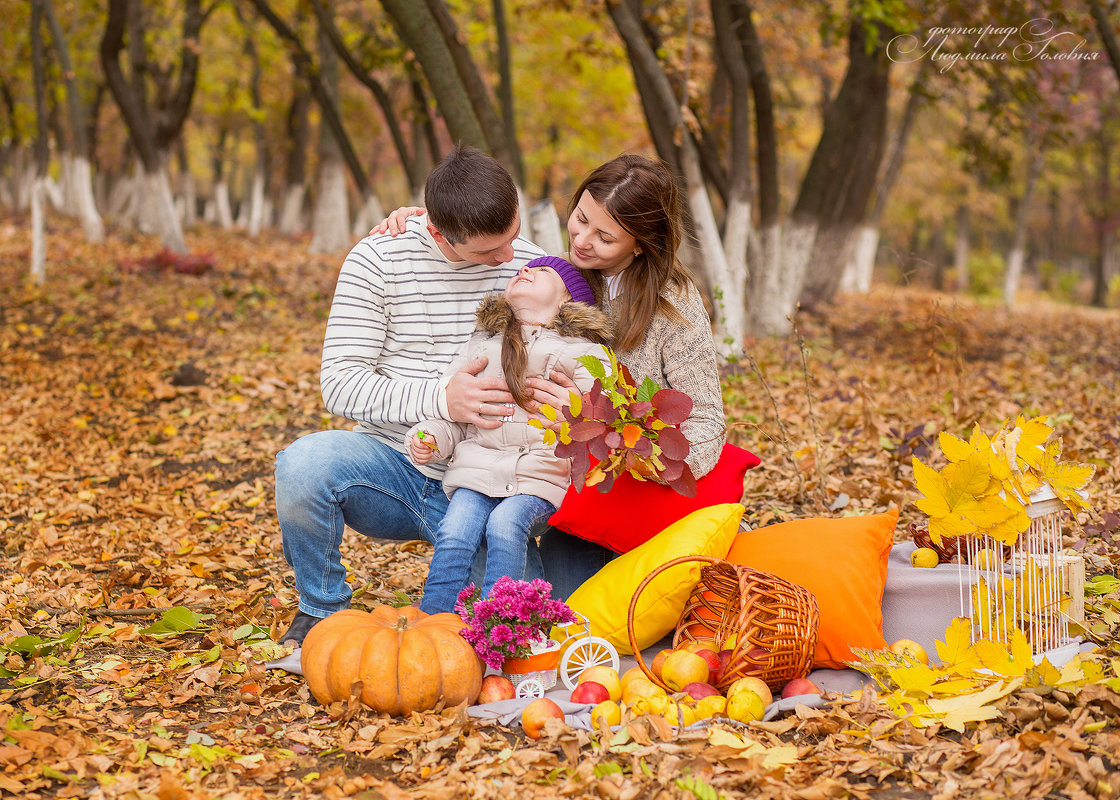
[
  {"xmin": 70, "ymin": 155, "xmax": 104, "ymax": 242},
  {"xmin": 59, "ymin": 153, "xmax": 77, "ymax": 216},
  {"xmin": 277, "ymin": 183, "xmax": 306, "ymax": 236},
  {"xmin": 179, "ymin": 170, "xmax": 197, "ymax": 227},
  {"xmin": 247, "ymin": 168, "xmax": 267, "ymax": 237},
  {"xmin": 720, "ymin": 194, "xmax": 752, "ymax": 354},
  {"xmin": 350, "ymin": 192, "xmax": 385, "ymax": 240},
  {"xmin": 1003, "ymin": 247, "xmax": 1026, "ymax": 307},
  {"xmin": 107, "ymin": 165, "xmax": 141, "ymax": 223},
  {"xmin": 139, "ymin": 168, "xmax": 188, "ymax": 254},
  {"xmin": 954, "ymin": 206, "xmax": 970, "ymax": 293},
  {"xmin": 213, "ymin": 181, "xmax": 234, "ymax": 230},
  {"xmin": 309, "ymin": 157, "xmax": 350, "ymax": 254},
  {"xmin": 30, "ymin": 177, "xmax": 47, "ymax": 285},
  {"xmin": 12, "ymin": 146, "xmax": 31, "ymax": 211},
  {"xmin": 839, "ymin": 224, "xmax": 879, "ymax": 294},
  {"xmin": 749, "ymin": 219, "xmax": 816, "ymax": 337},
  {"xmin": 529, "ymin": 199, "xmax": 564, "ymax": 257}
]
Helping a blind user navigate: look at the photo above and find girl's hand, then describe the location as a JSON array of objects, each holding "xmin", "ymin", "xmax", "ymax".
[
  {"xmin": 369, "ymin": 206, "xmax": 427, "ymax": 237},
  {"xmin": 410, "ymin": 432, "xmax": 438, "ymax": 464},
  {"xmin": 525, "ymin": 370, "xmax": 579, "ymax": 432}
]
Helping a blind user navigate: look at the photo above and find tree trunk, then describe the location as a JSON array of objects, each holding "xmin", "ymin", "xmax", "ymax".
[
  {"xmin": 278, "ymin": 60, "xmax": 310, "ymax": 236},
  {"xmin": 139, "ymin": 162, "xmax": 187, "ymax": 253},
  {"xmin": 31, "ymin": 0, "xmax": 50, "ymax": 283},
  {"xmin": 1091, "ymin": 121, "xmax": 1113, "ymax": 307},
  {"xmin": 1090, "ymin": 0, "xmax": 1120, "ymax": 86},
  {"xmin": 100, "ymin": 0, "xmax": 202, "ymax": 253},
  {"xmin": 1003, "ymin": 151, "xmax": 1044, "ymax": 307},
  {"xmin": 177, "ymin": 139, "xmax": 197, "ymax": 226},
  {"xmin": 607, "ymin": 0, "xmax": 746, "ymax": 357},
  {"xmin": 42, "ymin": 0, "xmax": 103, "ymax": 242},
  {"xmin": 245, "ymin": 0, "xmax": 371, "ymax": 199},
  {"xmin": 491, "ymin": 0, "xmax": 523, "ymax": 185},
  {"xmin": 420, "ymin": 0, "xmax": 519, "ymax": 177},
  {"xmin": 798, "ymin": 20, "xmax": 892, "ymax": 305},
  {"xmin": 528, "ymin": 199, "xmax": 564, "ymax": 257},
  {"xmin": 308, "ymin": 0, "xmax": 422, "ymax": 196},
  {"xmin": 378, "ymin": 0, "xmax": 489, "ymax": 155},
  {"xmin": 729, "ymin": 0, "xmax": 778, "ymax": 227},
  {"xmin": 840, "ymin": 61, "xmax": 926, "ymax": 293},
  {"xmin": 309, "ymin": 25, "xmax": 350, "ymax": 254},
  {"xmin": 954, "ymin": 205, "xmax": 970, "ymax": 292},
  {"xmin": 244, "ymin": 23, "xmax": 268, "ymax": 237},
  {"xmin": 711, "ymin": 0, "xmax": 753, "ymax": 340}
]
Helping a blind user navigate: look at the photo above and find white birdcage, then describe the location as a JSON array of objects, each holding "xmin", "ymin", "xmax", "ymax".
[{"xmin": 959, "ymin": 486, "xmax": 1086, "ymax": 656}]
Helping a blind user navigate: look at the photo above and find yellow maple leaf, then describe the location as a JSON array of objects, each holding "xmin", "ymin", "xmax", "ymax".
[
  {"xmin": 974, "ymin": 629, "xmax": 1033, "ymax": 676},
  {"xmin": 1039, "ymin": 456, "xmax": 1094, "ymax": 512},
  {"xmin": 1012, "ymin": 415, "xmax": 1052, "ymax": 469},
  {"xmin": 936, "ymin": 617, "xmax": 982, "ymax": 671},
  {"xmin": 944, "ymin": 450, "xmax": 997, "ymax": 496},
  {"xmin": 926, "ymin": 679, "xmax": 1022, "ymax": 733},
  {"xmin": 939, "ymin": 430, "xmax": 975, "ymax": 463},
  {"xmin": 888, "ymin": 664, "xmax": 938, "ymax": 697},
  {"xmin": 913, "ymin": 458, "xmax": 979, "ymax": 543},
  {"xmin": 928, "ymin": 678, "xmax": 981, "ymax": 695}
]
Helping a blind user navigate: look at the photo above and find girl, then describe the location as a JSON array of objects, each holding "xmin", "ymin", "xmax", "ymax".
[
  {"xmin": 407, "ymin": 256, "xmax": 612, "ymax": 613},
  {"xmin": 380, "ymin": 154, "xmax": 727, "ymax": 596}
]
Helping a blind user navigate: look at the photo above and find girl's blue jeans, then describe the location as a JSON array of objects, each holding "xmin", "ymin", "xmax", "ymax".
[
  {"xmin": 276, "ymin": 429, "xmax": 545, "ymax": 618},
  {"xmin": 419, "ymin": 489, "xmax": 556, "ymax": 614}
]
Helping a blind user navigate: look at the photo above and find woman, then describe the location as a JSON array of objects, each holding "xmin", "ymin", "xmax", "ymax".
[{"xmin": 377, "ymin": 154, "xmax": 727, "ymax": 595}]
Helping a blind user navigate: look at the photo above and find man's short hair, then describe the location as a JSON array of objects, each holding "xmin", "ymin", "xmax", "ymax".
[{"xmin": 425, "ymin": 145, "xmax": 518, "ymax": 244}]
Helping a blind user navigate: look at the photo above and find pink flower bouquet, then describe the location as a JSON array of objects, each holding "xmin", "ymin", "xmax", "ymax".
[{"xmin": 455, "ymin": 577, "xmax": 576, "ymax": 671}]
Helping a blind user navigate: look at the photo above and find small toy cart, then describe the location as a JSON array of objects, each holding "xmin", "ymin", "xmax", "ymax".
[{"xmin": 507, "ymin": 612, "xmax": 620, "ymax": 698}]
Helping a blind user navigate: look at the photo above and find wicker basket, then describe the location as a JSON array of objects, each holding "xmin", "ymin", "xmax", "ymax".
[{"xmin": 627, "ymin": 555, "xmax": 819, "ymax": 692}]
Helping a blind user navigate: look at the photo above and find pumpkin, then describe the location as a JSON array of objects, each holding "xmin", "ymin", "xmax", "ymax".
[{"xmin": 300, "ymin": 605, "xmax": 482, "ymax": 715}]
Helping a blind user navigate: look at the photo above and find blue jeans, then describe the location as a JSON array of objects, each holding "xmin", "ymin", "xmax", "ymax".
[
  {"xmin": 420, "ymin": 489, "xmax": 555, "ymax": 614},
  {"xmin": 275, "ymin": 430, "xmax": 542, "ymax": 617},
  {"xmin": 537, "ymin": 526, "xmax": 618, "ymax": 600}
]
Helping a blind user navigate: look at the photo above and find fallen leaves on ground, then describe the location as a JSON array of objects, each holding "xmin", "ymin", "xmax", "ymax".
[{"xmin": 1, "ymin": 221, "xmax": 1119, "ymax": 798}]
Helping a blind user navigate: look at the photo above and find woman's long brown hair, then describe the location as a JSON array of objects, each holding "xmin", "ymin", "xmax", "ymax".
[{"xmin": 567, "ymin": 154, "xmax": 694, "ymax": 352}]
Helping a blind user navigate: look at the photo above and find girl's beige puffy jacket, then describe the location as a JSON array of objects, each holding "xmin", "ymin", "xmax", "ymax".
[{"xmin": 406, "ymin": 294, "xmax": 612, "ymax": 508}]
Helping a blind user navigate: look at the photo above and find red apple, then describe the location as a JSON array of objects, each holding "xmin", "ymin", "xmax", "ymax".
[
  {"xmin": 681, "ymin": 682, "xmax": 721, "ymax": 701},
  {"xmin": 694, "ymin": 648, "xmax": 722, "ymax": 683},
  {"xmin": 650, "ymin": 648, "xmax": 674, "ymax": 680},
  {"xmin": 742, "ymin": 647, "xmax": 770, "ymax": 673},
  {"xmin": 570, "ymin": 680, "xmax": 611, "ymax": 705},
  {"xmin": 780, "ymin": 677, "xmax": 821, "ymax": 700},
  {"xmin": 716, "ymin": 650, "xmax": 734, "ymax": 682},
  {"xmin": 477, "ymin": 675, "xmax": 516, "ymax": 704},
  {"xmin": 521, "ymin": 697, "xmax": 566, "ymax": 740}
]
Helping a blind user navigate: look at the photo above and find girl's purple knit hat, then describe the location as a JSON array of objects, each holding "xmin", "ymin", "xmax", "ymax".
[{"xmin": 527, "ymin": 255, "xmax": 595, "ymax": 306}]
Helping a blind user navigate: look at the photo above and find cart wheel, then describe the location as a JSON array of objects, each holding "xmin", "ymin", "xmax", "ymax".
[
  {"xmin": 559, "ymin": 636, "xmax": 620, "ymax": 690},
  {"xmin": 516, "ymin": 678, "xmax": 544, "ymax": 699}
]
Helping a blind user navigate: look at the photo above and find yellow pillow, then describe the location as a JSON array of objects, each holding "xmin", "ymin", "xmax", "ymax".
[{"xmin": 563, "ymin": 503, "xmax": 744, "ymax": 655}]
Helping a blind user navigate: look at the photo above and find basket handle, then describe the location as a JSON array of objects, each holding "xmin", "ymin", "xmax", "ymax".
[{"xmin": 627, "ymin": 554, "xmax": 723, "ymax": 691}]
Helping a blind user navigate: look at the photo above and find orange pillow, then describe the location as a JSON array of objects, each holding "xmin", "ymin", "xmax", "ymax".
[{"xmin": 722, "ymin": 509, "xmax": 898, "ymax": 669}]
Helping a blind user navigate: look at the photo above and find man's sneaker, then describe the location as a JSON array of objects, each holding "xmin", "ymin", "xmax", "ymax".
[{"xmin": 280, "ymin": 610, "xmax": 322, "ymax": 646}]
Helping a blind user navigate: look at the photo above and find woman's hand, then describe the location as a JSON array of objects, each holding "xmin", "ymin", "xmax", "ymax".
[
  {"xmin": 445, "ymin": 356, "xmax": 515, "ymax": 429},
  {"xmin": 525, "ymin": 370, "xmax": 579, "ymax": 431},
  {"xmin": 409, "ymin": 432, "xmax": 438, "ymax": 464},
  {"xmin": 369, "ymin": 206, "xmax": 427, "ymax": 237}
]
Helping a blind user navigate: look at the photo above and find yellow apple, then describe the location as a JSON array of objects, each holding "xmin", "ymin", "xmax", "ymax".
[
  {"xmin": 578, "ymin": 666, "xmax": 621, "ymax": 701},
  {"xmin": 726, "ymin": 689, "xmax": 766, "ymax": 723},
  {"xmin": 727, "ymin": 676, "xmax": 773, "ymax": 707},
  {"xmin": 889, "ymin": 638, "xmax": 929, "ymax": 665},
  {"xmin": 590, "ymin": 700, "xmax": 621, "ymax": 731}
]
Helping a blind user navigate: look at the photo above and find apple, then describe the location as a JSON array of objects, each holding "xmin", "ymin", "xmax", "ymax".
[
  {"xmin": 476, "ymin": 675, "xmax": 516, "ymax": 704},
  {"xmin": 521, "ymin": 697, "xmax": 565, "ymax": 740},
  {"xmin": 570, "ymin": 680, "xmax": 611, "ymax": 705},
  {"xmin": 578, "ymin": 666, "xmax": 622, "ymax": 701},
  {"xmin": 716, "ymin": 650, "xmax": 734, "ymax": 682},
  {"xmin": 662, "ymin": 650, "xmax": 709, "ymax": 692},
  {"xmin": 742, "ymin": 647, "xmax": 770, "ymax": 673},
  {"xmin": 679, "ymin": 638, "xmax": 720, "ymax": 654},
  {"xmin": 780, "ymin": 677, "xmax": 821, "ymax": 700},
  {"xmin": 681, "ymin": 682, "xmax": 721, "ymax": 701},
  {"xmin": 726, "ymin": 688, "xmax": 766, "ymax": 723},
  {"xmin": 649, "ymin": 649, "xmax": 674, "ymax": 680},
  {"xmin": 727, "ymin": 676, "xmax": 773, "ymax": 706},
  {"xmin": 694, "ymin": 648, "xmax": 723, "ymax": 683},
  {"xmin": 888, "ymin": 638, "xmax": 929, "ymax": 665}
]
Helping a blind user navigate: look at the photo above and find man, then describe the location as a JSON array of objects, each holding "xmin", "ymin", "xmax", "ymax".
[{"xmin": 275, "ymin": 146, "xmax": 544, "ymax": 645}]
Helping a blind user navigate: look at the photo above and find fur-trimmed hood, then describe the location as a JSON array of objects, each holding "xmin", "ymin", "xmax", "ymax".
[{"xmin": 474, "ymin": 293, "xmax": 613, "ymax": 346}]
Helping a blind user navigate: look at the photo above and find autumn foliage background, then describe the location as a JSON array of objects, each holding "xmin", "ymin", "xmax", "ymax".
[{"xmin": 2, "ymin": 221, "xmax": 1119, "ymax": 798}]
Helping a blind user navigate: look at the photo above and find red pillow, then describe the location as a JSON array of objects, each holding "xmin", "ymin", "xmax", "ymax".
[{"xmin": 549, "ymin": 443, "xmax": 761, "ymax": 554}]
